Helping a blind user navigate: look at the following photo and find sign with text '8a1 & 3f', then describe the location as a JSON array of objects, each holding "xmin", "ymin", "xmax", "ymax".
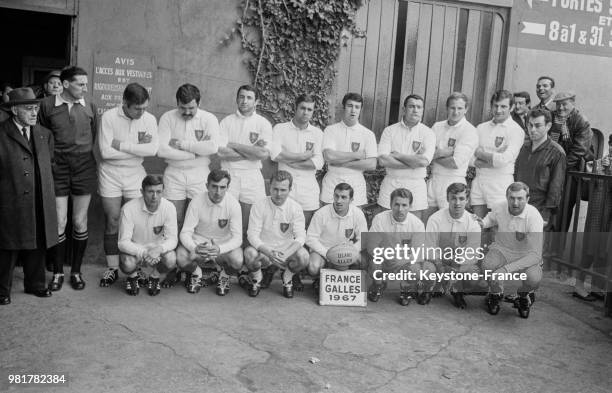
[
  {"xmin": 517, "ymin": 0, "xmax": 612, "ymax": 57},
  {"xmin": 319, "ymin": 269, "xmax": 367, "ymax": 307}
]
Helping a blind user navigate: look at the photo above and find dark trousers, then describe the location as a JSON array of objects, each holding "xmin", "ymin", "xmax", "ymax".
[{"xmin": 0, "ymin": 249, "xmax": 46, "ymax": 297}]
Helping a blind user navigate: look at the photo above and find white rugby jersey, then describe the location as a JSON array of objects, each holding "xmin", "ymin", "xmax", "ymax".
[
  {"xmin": 370, "ymin": 210, "xmax": 425, "ymax": 233},
  {"xmin": 306, "ymin": 204, "xmax": 368, "ymax": 256},
  {"xmin": 157, "ymin": 108, "xmax": 219, "ymax": 169},
  {"xmin": 247, "ymin": 196, "xmax": 306, "ymax": 251},
  {"xmin": 474, "ymin": 117, "xmax": 524, "ymax": 176},
  {"xmin": 180, "ymin": 192, "xmax": 242, "ymax": 254},
  {"xmin": 322, "ymin": 121, "xmax": 377, "ymax": 177},
  {"xmin": 118, "ymin": 197, "xmax": 178, "ymax": 259},
  {"xmin": 425, "ymin": 208, "xmax": 481, "ymax": 256},
  {"xmin": 482, "ymin": 201, "xmax": 543, "ymax": 256},
  {"xmin": 99, "ymin": 106, "xmax": 159, "ymax": 167},
  {"xmin": 378, "ymin": 120, "xmax": 435, "ymax": 179},
  {"xmin": 219, "ymin": 111, "xmax": 272, "ymax": 170},
  {"xmin": 269, "ymin": 120, "xmax": 324, "ymax": 177},
  {"xmin": 430, "ymin": 117, "xmax": 478, "ymax": 177}
]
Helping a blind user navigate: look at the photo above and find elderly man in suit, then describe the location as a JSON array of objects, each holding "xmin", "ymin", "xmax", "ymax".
[{"xmin": 0, "ymin": 88, "xmax": 58, "ymax": 305}]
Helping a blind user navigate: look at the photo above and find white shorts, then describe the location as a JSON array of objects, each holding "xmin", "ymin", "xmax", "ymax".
[
  {"xmin": 427, "ymin": 175, "xmax": 466, "ymax": 209},
  {"xmin": 290, "ymin": 175, "xmax": 320, "ymax": 211},
  {"xmin": 163, "ymin": 166, "xmax": 208, "ymax": 201},
  {"xmin": 227, "ymin": 169, "xmax": 265, "ymax": 205},
  {"xmin": 377, "ymin": 176, "xmax": 427, "ymax": 210},
  {"xmin": 320, "ymin": 173, "xmax": 367, "ymax": 206},
  {"xmin": 470, "ymin": 174, "xmax": 513, "ymax": 208},
  {"xmin": 98, "ymin": 163, "xmax": 145, "ymax": 199}
]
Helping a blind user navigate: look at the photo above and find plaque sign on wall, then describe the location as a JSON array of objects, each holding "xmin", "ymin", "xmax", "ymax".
[{"xmin": 92, "ymin": 51, "xmax": 155, "ymax": 115}]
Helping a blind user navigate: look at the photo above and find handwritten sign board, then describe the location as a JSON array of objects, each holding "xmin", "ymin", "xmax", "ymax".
[
  {"xmin": 517, "ymin": 0, "xmax": 612, "ymax": 57},
  {"xmin": 92, "ymin": 52, "xmax": 155, "ymax": 115},
  {"xmin": 319, "ymin": 269, "xmax": 366, "ymax": 307}
]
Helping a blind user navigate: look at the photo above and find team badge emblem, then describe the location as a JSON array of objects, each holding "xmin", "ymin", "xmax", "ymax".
[
  {"xmin": 402, "ymin": 238, "xmax": 411, "ymax": 247},
  {"xmin": 195, "ymin": 129, "xmax": 204, "ymax": 141},
  {"xmin": 306, "ymin": 142, "xmax": 314, "ymax": 151},
  {"xmin": 412, "ymin": 141, "xmax": 422, "ymax": 152},
  {"xmin": 153, "ymin": 226, "xmax": 164, "ymax": 235},
  {"xmin": 345, "ymin": 228, "xmax": 354, "ymax": 239},
  {"xmin": 218, "ymin": 219, "xmax": 228, "ymax": 228},
  {"xmin": 249, "ymin": 132, "xmax": 259, "ymax": 144},
  {"xmin": 495, "ymin": 136, "xmax": 504, "ymax": 148},
  {"xmin": 448, "ymin": 138, "xmax": 456, "ymax": 148},
  {"xmin": 515, "ymin": 231, "xmax": 526, "ymax": 241},
  {"xmin": 351, "ymin": 142, "xmax": 360, "ymax": 152},
  {"xmin": 457, "ymin": 233, "xmax": 467, "ymax": 246},
  {"xmin": 280, "ymin": 223, "xmax": 290, "ymax": 233}
]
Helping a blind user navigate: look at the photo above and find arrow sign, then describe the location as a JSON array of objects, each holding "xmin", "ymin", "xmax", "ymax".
[
  {"xmin": 521, "ymin": 21, "xmax": 546, "ymax": 35},
  {"xmin": 525, "ymin": 0, "xmax": 549, "ymax": 8}
]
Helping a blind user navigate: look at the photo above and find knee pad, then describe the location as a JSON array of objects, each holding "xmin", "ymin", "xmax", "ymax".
[{"xmin": 104, "ymin": 234, "xmax": 120, "ymax": 256}]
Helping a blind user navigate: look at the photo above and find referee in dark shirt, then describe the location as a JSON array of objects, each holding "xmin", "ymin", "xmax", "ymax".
[{"xmin": 38, "ymin": 66, "xmax": 98, "ymax": 291}]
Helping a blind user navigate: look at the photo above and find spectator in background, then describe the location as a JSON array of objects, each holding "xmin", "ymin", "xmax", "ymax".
[
  {"xmin": 42, "ymin": 70, "xmax": 62, "ymax": 97},
  {"xmin": 0, "ymin": 83, "xmax": 13, "ymax": 122},
  {"xmin": 512, "ymin": 91, "xmax": 530, "ymax": 143},
  {"xmin": 534, "ymin": 76, "xmax": 556, "ymax": 112}
]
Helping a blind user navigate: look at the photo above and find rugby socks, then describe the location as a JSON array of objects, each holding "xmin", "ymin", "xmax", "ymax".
[
  {"xmin": 282, "ymin": 268, "xmax": 293, "ymax": 286},
  {"xmin": 192, "ymin": 266, "xmax": 203, "ymax": 279},
  {"xmin": 52, "ymin": 232, "xmax": 67, "ymax": 275},
  {"xmin": 219, "ymin": 269, "xmax": 230, "ymax": 281},
  {"xmin": 251, "ymin": 269, "xmax": 263, "ymax": 284},
  {"xmin": 71, "ymin": 230, "xmax": 88, "ymax": 274}
]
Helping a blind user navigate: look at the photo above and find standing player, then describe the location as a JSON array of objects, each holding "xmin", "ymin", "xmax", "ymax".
[
  {"xmin": 479, "ymin": 182, "xmax": 544, "ymax": 317},
  {"xmin": 38, "ymin": 66, "xmax": 98, "ymax": 291},
  {"xmin": 243, "ymin": 171, "xmax": 309, "ymax": 298},
  {"xmin": 378, "ymin": 94, "xmax": 435, "ymax": 221},
  {"xmin": 268, "ymin": 93, "xmax": 323, "ymax": 290},
  {"xmin": 471, "ymin": 90, "xmax": 524, "ymax": 218},
  {"xmin": 118, "ymin": 175, "xmax": 177, "ymax": 296},
  {"xmin": 217, "ymin": 85, "xmax": 272, "ymax": 234},
  {"xmin": 98, "ymin": 83, "xmax": 159, "ymax": 287},
  {"xmin": 367, "ymin": 188, "xmax": 429, "ymax": 306},
  {"xmin": 176, "ymin": 170, "xmax": 243, "ymax": 295},
  {"xmin": 426, "ymin": 183, "xmax": 482, "ymax": 309},
  {"xmin": 306, "ymin": 183, "xmax": 368, "ymax": 292},
  {"xmin": 424, "ymin": 92, "xmax": 478, "ymax": 223},
  {"xmin": 320, "ymin": 93, "xmax": 377, "ymax": 207}
]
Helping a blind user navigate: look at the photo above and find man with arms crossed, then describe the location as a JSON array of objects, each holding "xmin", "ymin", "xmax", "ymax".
[
  {"xmin": 471, "ymin": 90, "xmax": 524, "ymax": 219},
  {"xmin": 244, "ymin": 171, "xmax": 309, "ymax": 298},
  {"xmin": 426, "ymin": 183, "xmax": 482, "ymax": 309},
  {"xmin": 321, "ymin": 92, "xmax": 376, "ymax": 207},
  {"xmin": 425, "ymin": 92, "xmax": 478, "ymax": 223},
  {"xmin": 378, "ymin": 94, "xmax": 435, "ymax": 222},
  {"xmin": 176, "ymin": 170, "xmax": 243, "ymax": 295},
  {"xmin": 98, "ymin": 83, "xmax": 159, "ymax": 287},
  {"xmin": 118, "ymin": 175, "xmax": 177, "ymax": 296},
  {"xmin": 38, "ymin": 66, "xmax": 98, "ymax": 291},
  {"xmin": 306, "ymin": 183, "xmax": 368, "ymax": 293},
  {"xmin": 217, "ymin": 85, "xmax": 272, "ymax": 234}
]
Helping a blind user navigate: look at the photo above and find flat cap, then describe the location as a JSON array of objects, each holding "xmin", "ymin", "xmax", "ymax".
[{"xmin": 553, "ymin": 91, "xmax": 575, "ymax": 101}]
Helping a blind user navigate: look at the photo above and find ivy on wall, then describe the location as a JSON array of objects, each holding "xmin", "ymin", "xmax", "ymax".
[{"xmin": 223, "ymin": 0, "xmax": 365, "ymax": 128}]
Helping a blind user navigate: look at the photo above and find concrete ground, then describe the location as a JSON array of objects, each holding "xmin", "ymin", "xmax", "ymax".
[{"xmin": 1, "ymin": 265, "xmax": 611, "ymax": 393}]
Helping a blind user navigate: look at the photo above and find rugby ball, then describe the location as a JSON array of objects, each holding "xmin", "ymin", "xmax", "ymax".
[{"xmin": 326, "ymin": 243, "xmax": 360, "ymax": 271}]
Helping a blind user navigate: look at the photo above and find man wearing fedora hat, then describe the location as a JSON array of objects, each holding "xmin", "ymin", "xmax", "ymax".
[{"xmin": 0, "ymin": 87, "xmax": 59, "ymax": 305}]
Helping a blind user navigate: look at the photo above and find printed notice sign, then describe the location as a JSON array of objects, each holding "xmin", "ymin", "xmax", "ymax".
[
  {"xmin": 92, "ymin": 52, "xmax": 155, "ymax": 115},
  {"xmin": 517, "ymin": 0, "xmax": 612, "ymax": 57},
  {"xmin": 319, "ymin": 269, "xmax": 367, "ymax": 307}
]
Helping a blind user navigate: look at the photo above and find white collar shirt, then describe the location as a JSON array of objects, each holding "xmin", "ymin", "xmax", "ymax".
[
  {"xmin": 378, "ymin": 120, "xmax": 436, "ymax": 179},
  {"xmin": 306, "ymin": 204, "xmax": 368, "ymax": 257},
  {"xmin": 322, "ymin": 121, "xmax": 377, "ymax": 176},
  {"xmin": 247, "ymin": 196, "xmax": 306, "ymax": 252},
  {"xmin": 475, "ymin": 116, "xmax": 524, "ymax": 176},
  {"xmin": 219, "ymin": 111, "xmax": 273, "ymax": 170},
  {"xmin": 482, "ymin": 201, "xmax": 543, "ymax": 256},
  {"xmin": 431, "ymin": 117, "xmax": 478, "ymax": 177},
  {"xmin": 269, "ymin": 120, "xmax": 324, "ymax": 177}
]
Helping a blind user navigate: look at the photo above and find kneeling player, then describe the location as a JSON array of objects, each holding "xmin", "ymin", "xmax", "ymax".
[
  {"xmin": 176, "ymin": 169, "xmax": 243, "ymax": 295},
  {"xmin": 368, "ymin": 188, "xmax": 430, "ymax": 305},
  {"xmin": 118, "ymin": 175, "xmax": 178, "ymax": 296},
  {"xmin": 479, "ymin": 182, "xmax": 543, "ymax": 318},
  {"xmin": 244, "ymin": 171, "xmax": 309, "ymax": 298},
  {"xmin": 306, "ymin": 183, "xmax": 368, "ymax": 294},
  {"xmin": 425, "ymin": 183, "xmax": 482, "ymax": 308}
]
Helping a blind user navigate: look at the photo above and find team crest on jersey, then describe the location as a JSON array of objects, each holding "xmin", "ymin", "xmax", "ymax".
[
  {"xmin": 194, "ymin": 129, "xmax": 204, "ymax": 141},
  {"xmin": 280, "ymin": 223, "xmax": 290, "ymax": 233},
  {"xmin": 345, "ymin": 228, "xmax": 354, "ymax": 239},
  {"xmin": 153, "ymin": 226, "xmax": 164, "ymax": 235},
  {"xmin": 515, "ymin": 231, "xmax": 526, "ymax": 241},
  {"xmin": 456, "ymin": 233, "xmax": 467, "ymax": 246},
  {"xmin": 402, "ymin": 238, "xmax": 412, "ymax": 247},
  {"xmin": 218, "ymin": 219, "xmax": 228, "ymax": 228},
  {"xmin": 447, "ymin": 138, "xmax": 456, "ymax": 148},
  {"xmin": 351, "ymin": 142, "xmax": 360, "ymax": 152},
  {"xmin": 412, "ymin": 141, "xmax": 422, "ymax": 152},
  {"xmin": 306, "ymin": 142, "xmax": 314, "ymax": 151},
  {"xmin": 495, "ymin": 136, "xmax": 504, "ymax": 148},
  {"xmin": 249, "ymin": 132, "xmax": 259, "ymax": 144}
]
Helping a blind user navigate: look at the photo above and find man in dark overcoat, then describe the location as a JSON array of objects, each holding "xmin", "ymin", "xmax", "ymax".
[{"xmin": 0, "ymin": 87, "xmax": 59, "ymax": 304}]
